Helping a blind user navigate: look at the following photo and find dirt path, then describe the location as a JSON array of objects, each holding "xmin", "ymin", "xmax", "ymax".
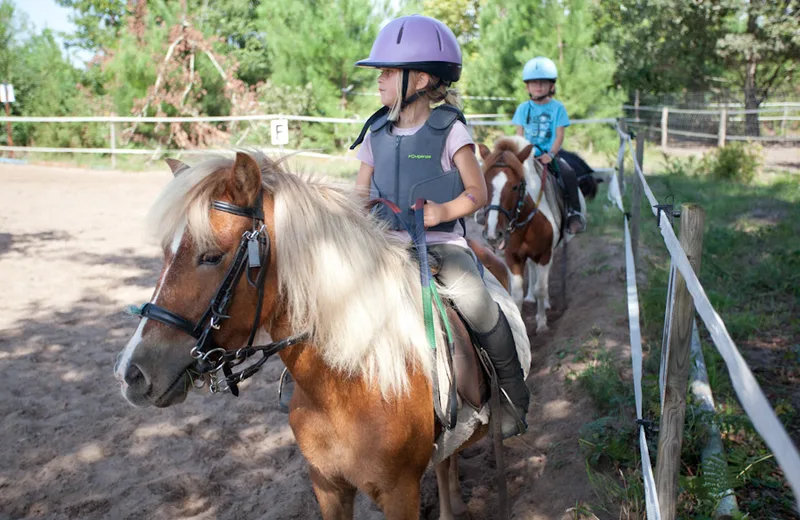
[{"xmin": 0, "ymin": 163, "xmax": 631, "ymax": 519}]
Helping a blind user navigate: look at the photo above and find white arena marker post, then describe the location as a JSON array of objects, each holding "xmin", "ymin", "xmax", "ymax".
[{"xmin": 271, "ymin": 118, "xmax": 289, "ymax": 156}]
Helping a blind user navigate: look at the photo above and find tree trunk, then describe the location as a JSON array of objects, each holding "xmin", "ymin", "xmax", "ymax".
[
  {"xmin": 744, "ymin": 59, "xmax": 761, "ymax": 138},
  {"xmin": 743, "ymin": 13, "xmax": 760, "ymax": 138}
]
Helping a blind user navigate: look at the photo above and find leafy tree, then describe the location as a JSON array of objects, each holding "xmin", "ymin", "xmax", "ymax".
[
  {"xmin": 54, "ymin": 0, "xmax": 127, "ymax": 52},
  {"xmin": 57, "ymin": 0, "xmax": 270, "ymax": 87},
  {"xmin": 594, "ymin": 0, "xmax": 731, "ymax": 97},
  {"xmin": 192, "ymin": 0, "xmax": 270, "ymax": 85},
  {"xmin": 468, "ymin": 0, "xmax": 621, "ymax": 119},
  {"xmin": 0, "ymin": 0, "xmax": 18, "ymax": 83},
  {"xmin": 0, "ymin": 0, "xmax": 106, "ymax": 148},
  {"xmin": 717, "ymin": 0, "xmax": 800, "ymax": 135},
  {"xmin": 256, "ymin": 0, "xmax": 391, "ymax": 150},
  {"xmin": 422, "ymin": 0, "xmax": 483, "ymax": 53}
]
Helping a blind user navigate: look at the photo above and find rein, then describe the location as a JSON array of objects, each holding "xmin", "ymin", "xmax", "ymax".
[
  {"xmin": 368, "ymin": 197, "xmax": 459, "ymax": 431},
  {"xmin": 128, "ymin": 191, "xmax": 308, "ymax": 396}
]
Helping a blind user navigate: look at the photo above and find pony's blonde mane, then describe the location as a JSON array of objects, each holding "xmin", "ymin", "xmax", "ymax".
[{"xmin": 147, "ymin": 152, "xmax": 437, "ymax": 397}]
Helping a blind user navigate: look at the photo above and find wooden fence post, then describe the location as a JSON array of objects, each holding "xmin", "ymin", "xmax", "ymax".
[
  {"xmin": 655, "ymin": 203, "xmax": 706, "ymax": 520},
  {"xmin": 631, "ymin": 131, "xmax": 644, "ymax": 269},
  {"xmin": 110, "ymin": 114, "xmax": 117, "ymax": 170},
  {"xmin": 718, "ymin": 108, "xmax": 727, "ymax": 148},
  {"xmin": 617, "ymin": 118, "xmax": 627, "ymax": 192},
  {"xmin": 661, "ymin": 107, "xmax": 669, "ymax": 150}
]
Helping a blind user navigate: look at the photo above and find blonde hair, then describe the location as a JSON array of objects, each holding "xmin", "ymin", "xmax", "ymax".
[{"xmin": 387, "ymin": 70, "xmax": 462, "ymax": 122}]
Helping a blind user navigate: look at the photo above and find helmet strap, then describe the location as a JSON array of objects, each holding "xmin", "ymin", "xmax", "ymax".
[{"xmin": 399, "ymin": 70, "xmax": 440, "ymax": 109}]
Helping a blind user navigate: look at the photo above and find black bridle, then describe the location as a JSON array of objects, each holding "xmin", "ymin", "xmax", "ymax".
[
  {"xmin": 482, "ymin": 157, "xmax": 539, "ymax": 241},
  {"xmin": 129, "ymin": 190, "xmax": 308, "ymax": 396}
]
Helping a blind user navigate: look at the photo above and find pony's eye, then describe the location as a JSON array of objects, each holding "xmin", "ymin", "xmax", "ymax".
[{"xmin": 199, "ymin": 252, "xmax": 224, "ymax": 265}]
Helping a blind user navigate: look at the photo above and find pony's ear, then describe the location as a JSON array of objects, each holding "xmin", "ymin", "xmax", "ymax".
[
  {"xmin": 227, "ymin": 152, "xmax": 262, "ymax": 207},
  {"xmin": 165, "ymin": 158, "xmax": 189, "ymax": 177},
  {"xmin": 478, "ymin": 143, "xmax": 492, "ymax": 160},
  {"xmin": 517, "ymin": 144, "xmax": 534, "ymax": 163}
]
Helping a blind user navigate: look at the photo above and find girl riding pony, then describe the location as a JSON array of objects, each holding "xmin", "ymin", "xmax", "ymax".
[{"xmin": 350, "ymin": 15, "xmax": 529, "ymax": 438}]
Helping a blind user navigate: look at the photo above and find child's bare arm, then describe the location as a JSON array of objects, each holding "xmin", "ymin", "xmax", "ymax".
[
  {"xmin": 550, "ymin": 126, "xmax": 565, "ymax": 156},
  {"xmin": 355, "ymin": 162, "xmax": 374, "ymax": 200},
  {"xmin": 413, "ymin": 145, "xmax": 486, "ymax": 227},
  {"xmin": 516, "ymin": 126, "xmax": 524, "ymax": 137}
]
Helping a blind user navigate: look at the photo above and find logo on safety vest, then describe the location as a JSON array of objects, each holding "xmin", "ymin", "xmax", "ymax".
[{"xmin": 408, "ymin": 154, "xmax": 432, "ymax": 159}]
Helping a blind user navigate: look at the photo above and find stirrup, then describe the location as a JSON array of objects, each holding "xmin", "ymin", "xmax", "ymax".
[
  {"xmin": 499, "ymin": 387, "xmax": 528, "ymax": 438},
  {"xmin": 566, "ymin": 210, "xmax": 586, "ymax": 234},
  {"xmin": 278, "ymin": 367, "xmax": 293, "ymax": 413}
]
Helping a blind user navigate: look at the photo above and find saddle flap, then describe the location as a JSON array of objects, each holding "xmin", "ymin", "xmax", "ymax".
[{"xmin": 445, "ymin": 307, "xmax": 487, "ymax": 410}]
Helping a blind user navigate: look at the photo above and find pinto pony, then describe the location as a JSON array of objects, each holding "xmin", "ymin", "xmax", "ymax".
[
  {"xmin": 476, "ymin": 137, "xmax": 585, "ymax": 332},
  {"xmin": 114, "ymin": 152, "xmax": 529, "ymax": 520}
]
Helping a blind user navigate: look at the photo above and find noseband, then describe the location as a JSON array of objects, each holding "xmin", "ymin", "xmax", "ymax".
[{"xmin": 129, "ymin": 190, "xmax": 308, "ymax": 396}]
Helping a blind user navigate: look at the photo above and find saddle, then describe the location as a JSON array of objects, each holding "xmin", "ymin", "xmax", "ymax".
[
  {"xmin": 427, "ymin": 252, "xmax": 489, "ymax": 412},
  {"xmin": 547, "ymin": 160, "xmax": 569, "ymax": 219}
]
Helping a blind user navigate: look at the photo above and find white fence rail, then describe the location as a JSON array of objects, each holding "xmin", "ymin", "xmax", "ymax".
[
  {"xmin": 608, "ymin": 124, "xmax": 800, "ymax": 518},
  {"xmin": 0, "ymin": 114, "xmax": 620, "ymax": 164},
  {"xmin": 623, "ymin": 104, "xmax": 800, "ymax": 145}
]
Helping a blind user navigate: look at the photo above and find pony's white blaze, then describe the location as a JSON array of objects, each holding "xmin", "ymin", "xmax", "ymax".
[
  {"xmin": 115, "ymin": 222, "xmax": 186, "ymax": 383},
  {"xmin": 170, "ymin": 220, "xmax": 186, "ymax": 254},
  {"xmin": 487, "ymin": 172, "xmax": 508, "ymax": 239}
]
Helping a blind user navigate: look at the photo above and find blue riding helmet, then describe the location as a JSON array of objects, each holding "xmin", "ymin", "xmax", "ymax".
[{"xmin": 522, "ymin": 57, "xmax": 558, "ymax": 82}]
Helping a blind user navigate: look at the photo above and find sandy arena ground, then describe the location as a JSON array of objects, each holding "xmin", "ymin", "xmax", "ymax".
[{"xmin": 0, "ymin": 161, "xmax": 632, "ymax": 519}]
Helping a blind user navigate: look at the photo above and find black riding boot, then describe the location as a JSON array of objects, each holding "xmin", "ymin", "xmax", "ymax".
[
  {"xmin": 474, "ymin": 307, "xmax": 530, "ymax": 438},
  {"xmin": 555, "ymin": 158, "xmax": 586, "ymax": 234}
]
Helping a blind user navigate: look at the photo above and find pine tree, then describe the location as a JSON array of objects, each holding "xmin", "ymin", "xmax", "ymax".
[{"xmin": 467, "ymin": 0, "xmax": 621, "ymax": 122}]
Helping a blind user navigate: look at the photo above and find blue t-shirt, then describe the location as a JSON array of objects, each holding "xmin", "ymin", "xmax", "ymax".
[{"xmin": 512, "ymin": 99, "xmax": 570, "ymax": 154}]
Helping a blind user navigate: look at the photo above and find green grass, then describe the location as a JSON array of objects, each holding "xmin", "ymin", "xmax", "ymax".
[{"xmin": 576, "ymin": 166, "xmax": 800, "ymax": 519}]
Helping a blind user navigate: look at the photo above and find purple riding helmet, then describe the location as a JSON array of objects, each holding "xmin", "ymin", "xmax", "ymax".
[{"xmin": 356, "ymin": 15, "xmax": 462, "ymax": 84}]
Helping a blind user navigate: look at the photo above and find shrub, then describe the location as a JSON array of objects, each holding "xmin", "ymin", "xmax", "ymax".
[{"xmin": 700, "ymin": 143, "xmax": 762, "ymax": 183}]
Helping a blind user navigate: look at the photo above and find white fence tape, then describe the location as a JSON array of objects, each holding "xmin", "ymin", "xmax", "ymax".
[
  {"xmin": 467, "ymin": 117, "xmax": 617, "ymax": 127},
  {"xmin": 624, "ymin": 214, "xmax": 663, "ymax": 520},
  {"xmin": 0, "ymin": 115, "xmax": 619, "ymax": 157},
  {"xmin": 608, "ymin": 155, "xmax": 662, "ymax": 518},
  {"xmin": 619, "ymin": 130, "xmax": 800, "ymax": 501}
]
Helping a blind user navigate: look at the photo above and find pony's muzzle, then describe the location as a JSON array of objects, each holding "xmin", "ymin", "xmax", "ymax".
[
  {"xmin": 482, "ymin": 227, "xmax": 507, "ymax": 252},
  {"xmin": 123, "ymin": 362, "xmax": 151, "ymax": 397}
]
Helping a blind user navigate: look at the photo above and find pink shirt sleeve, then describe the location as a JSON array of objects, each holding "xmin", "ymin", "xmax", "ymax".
[
  {"xmin": 355, "ymin": 131, "xmax": 374, "ymax": 167},
  {"xmin": 442, "ymin": 121, "xmax": 475, "ymax": 172}
]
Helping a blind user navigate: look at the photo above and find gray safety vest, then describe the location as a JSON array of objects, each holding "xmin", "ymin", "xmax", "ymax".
[{"xmin": 369, "ymin": 105, "xmax": 466, "ymax": 232}]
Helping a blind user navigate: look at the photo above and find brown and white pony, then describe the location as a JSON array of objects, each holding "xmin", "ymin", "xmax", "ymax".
[
  {"xmin": 113, "ymin": 152, "xmax": 529, "ymax": 520},
  {"xmin": 476, "ymin": 137, "xmax": 585, "ymax": 333}
]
